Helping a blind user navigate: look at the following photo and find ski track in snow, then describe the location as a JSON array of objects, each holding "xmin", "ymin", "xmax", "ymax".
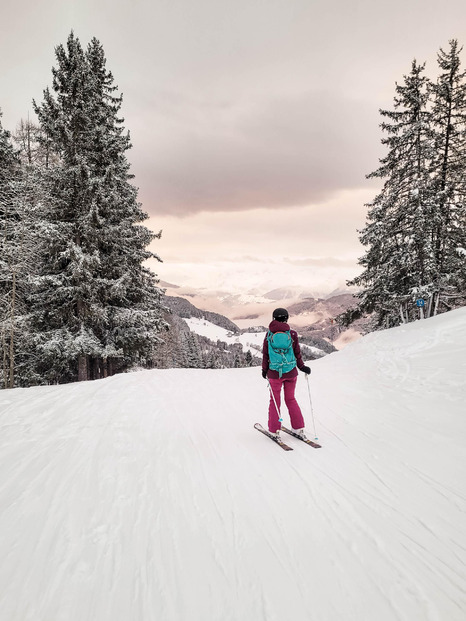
[{"xmin": 1, "ymin": 309, "xmax": 466, "ymax": 620}]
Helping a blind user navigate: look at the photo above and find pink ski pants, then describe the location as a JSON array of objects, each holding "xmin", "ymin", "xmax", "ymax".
[{"xmin": 268, "ymin": 376, "xmax": 305, "ymax": 433}]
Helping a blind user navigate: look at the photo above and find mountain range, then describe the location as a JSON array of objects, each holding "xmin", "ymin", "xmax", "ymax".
[{"xmin": 161, "ymin": 282, "xmax": 369, "ymax": 351}]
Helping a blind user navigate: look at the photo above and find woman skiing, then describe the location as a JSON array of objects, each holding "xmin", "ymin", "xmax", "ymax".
[{"xmin": 262, "ymin": 308, "xmax": 310, "ymax": 438}]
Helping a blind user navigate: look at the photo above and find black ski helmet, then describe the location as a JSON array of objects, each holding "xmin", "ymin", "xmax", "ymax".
[{"xmin": 272, "ymin": 307, "xmax": 289, "ymax": 322}]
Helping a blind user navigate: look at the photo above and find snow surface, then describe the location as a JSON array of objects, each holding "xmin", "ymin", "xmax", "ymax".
[{"xmin": 1, "ymin": 309, "xmax": 466, "ymax": 620}]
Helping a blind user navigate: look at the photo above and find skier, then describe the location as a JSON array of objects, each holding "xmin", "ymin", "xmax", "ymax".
[{"xmin": 262, "ymin": 308, "xmax": 311, "ymax": 438}]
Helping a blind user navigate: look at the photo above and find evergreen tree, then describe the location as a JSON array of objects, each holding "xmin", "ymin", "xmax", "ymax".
[
  {"xmin": 206, "ymin": 350, "xmax": 222, "ymax": 369},
  {"xmin": 185, "ymin": 332, "xmax": 202, "ymax": 368},
  {"xmin": 0, "ymin": 112, "xmax": 45, "ymax": 388},
  {"xmin": 0, "ymin": 109, "xmax": 21, "ymax": 387},
  {"xmin": 349, "ymin": 60, "xmax": 434, "ymax": 326},
  {"xmin": 348, "ymin": 44, "xmax": 466, "ymax": 328},
  {"xmin": 429, "ymin": 39, "xmax": 466, "ymax": 313},
  {"xmin": 31, "ymin": 32, "xmax": 166, "ymax": 383}
]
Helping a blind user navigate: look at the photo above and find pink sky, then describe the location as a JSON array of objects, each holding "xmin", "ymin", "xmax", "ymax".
[
  {"xmin": 146, "ymin": 188, "xmax": 371, "ymax": 296},
  {"xmin": 2, "ymin": 0, "xmax": 466, "ymax": 296}
]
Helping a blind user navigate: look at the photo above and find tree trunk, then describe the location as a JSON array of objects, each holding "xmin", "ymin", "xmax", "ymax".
[
  {"xmin": 78, "ymin": 355, "xmax": 88, "ymax": 381},
  {"xmin": 92, "ymin": 357, "xmax": 101, "ymax": 380},
  {"xmin": 1, "ymin": 325, "xmax": 7, "ymax": 389},
  {"xmin": 433, "ymin": 291, "xmax": 440, "ymax": 316},
  {"xmin": 427, "ymin": 295, "xmax": 433, "ymax": 318},
  {"xmin": 8, "ymin": 271, "xmax": 16, "ymax": 389},
  {"xmin": 399, "ymin": 304, "xmax": 407, "ymax": 324}
]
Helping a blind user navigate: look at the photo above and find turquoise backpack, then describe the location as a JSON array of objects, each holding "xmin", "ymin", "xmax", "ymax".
[{"xmin": 267, "ymin": 330, "xmax": 297, "ymax": 377}]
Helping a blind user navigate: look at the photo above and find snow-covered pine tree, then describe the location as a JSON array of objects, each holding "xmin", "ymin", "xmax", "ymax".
[
  {"xmin": 206, "ymin": 350, "xmax": 222, "ymax": 369},
  {"xmin": 185, "ymin": 332, "xmax": 203, "ymax": 368},
  {"xmin": 0, "ymin": 109, "xmax": 21, "ymax": 388},
  {"xmin": 0, "ymin": 111, "xmax": 44, "ymax": 388},
  {"xmin": 82, "ymin": 37, "xmax": 167, "ymax": 378},
  {"xmin": 429, "ymin": 39, "xmax": 466, "ymax": 313},
  {"xmin": 31, "ymin": 32, "xmax": 166, "ymax": 383},
  {"xmin": 348, "ymin": 60, "xmax": 435, "ymax": 327},
  {"xmin": 9, "ymin": 120, "xmax": 60, "ymax": 387}
]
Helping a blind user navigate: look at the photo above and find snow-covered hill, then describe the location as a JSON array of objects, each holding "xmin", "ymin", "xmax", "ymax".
[
  {"xmin": 164, "ymin": 295, "xmax": 240, "ymax": 333},
  {"xmin": 184, "ymin": 316, "xmax": 329, "ymax": 360},
  {"xmin": 1, "ymin": 309, "xmax": 466, "ymax": 620},
  {"xmin": 183, "ymin": 316, "xmax": 264, "ymax": 358}
]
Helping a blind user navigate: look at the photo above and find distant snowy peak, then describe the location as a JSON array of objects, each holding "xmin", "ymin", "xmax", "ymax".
[
  {"xmin": 264, "ymin": 286, "xmax": 316, "ymax": 301},
  {"xmin": 287, "ymin": 293, "xmax": 357, "ymax": 317},
  {"xmin": 159, "ymin": 279, "xmax": 180, "ymax": 289}
]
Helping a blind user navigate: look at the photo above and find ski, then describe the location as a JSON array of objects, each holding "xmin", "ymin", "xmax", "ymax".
[
  {"xmin": 254, "ymin": 423, "xmax": 293, "ymax": 451},
  {"xmin": 281, "ymin": 426, "xmax": 322, "ymax": 448}
]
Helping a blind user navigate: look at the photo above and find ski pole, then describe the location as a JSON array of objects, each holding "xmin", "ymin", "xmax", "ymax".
[
  {"xmin": 305, "ymin": 374, "xmax": 318, "ymax": 440},
  {"xmin": 267, "ymin": 379, "xmax": 283, "ymax": 422}
]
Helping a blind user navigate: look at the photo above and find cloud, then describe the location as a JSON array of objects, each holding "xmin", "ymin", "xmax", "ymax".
[
  {"xmin": 133, "ymin": 89, "xmax": 382, "ymax": 216},
  {"xmin": 3, "ymin": 0, "xmax": 463, "ymax": 223},
  {"xmin": 150, "ymin": 187, "xmax": 371, "ymax": 260},
  {"xmin": 284, "ymin": 257, "xmax": 359, "ymax": 268}
]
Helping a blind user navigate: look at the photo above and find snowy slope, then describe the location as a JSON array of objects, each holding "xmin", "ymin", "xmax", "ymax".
[
  {"xmin": 1, "ymin": 309, "xmax": 466, "ymax": 620},
  {"xmin": 183, "ymin": 316, "xmax": 264, "ymax": 357}
]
